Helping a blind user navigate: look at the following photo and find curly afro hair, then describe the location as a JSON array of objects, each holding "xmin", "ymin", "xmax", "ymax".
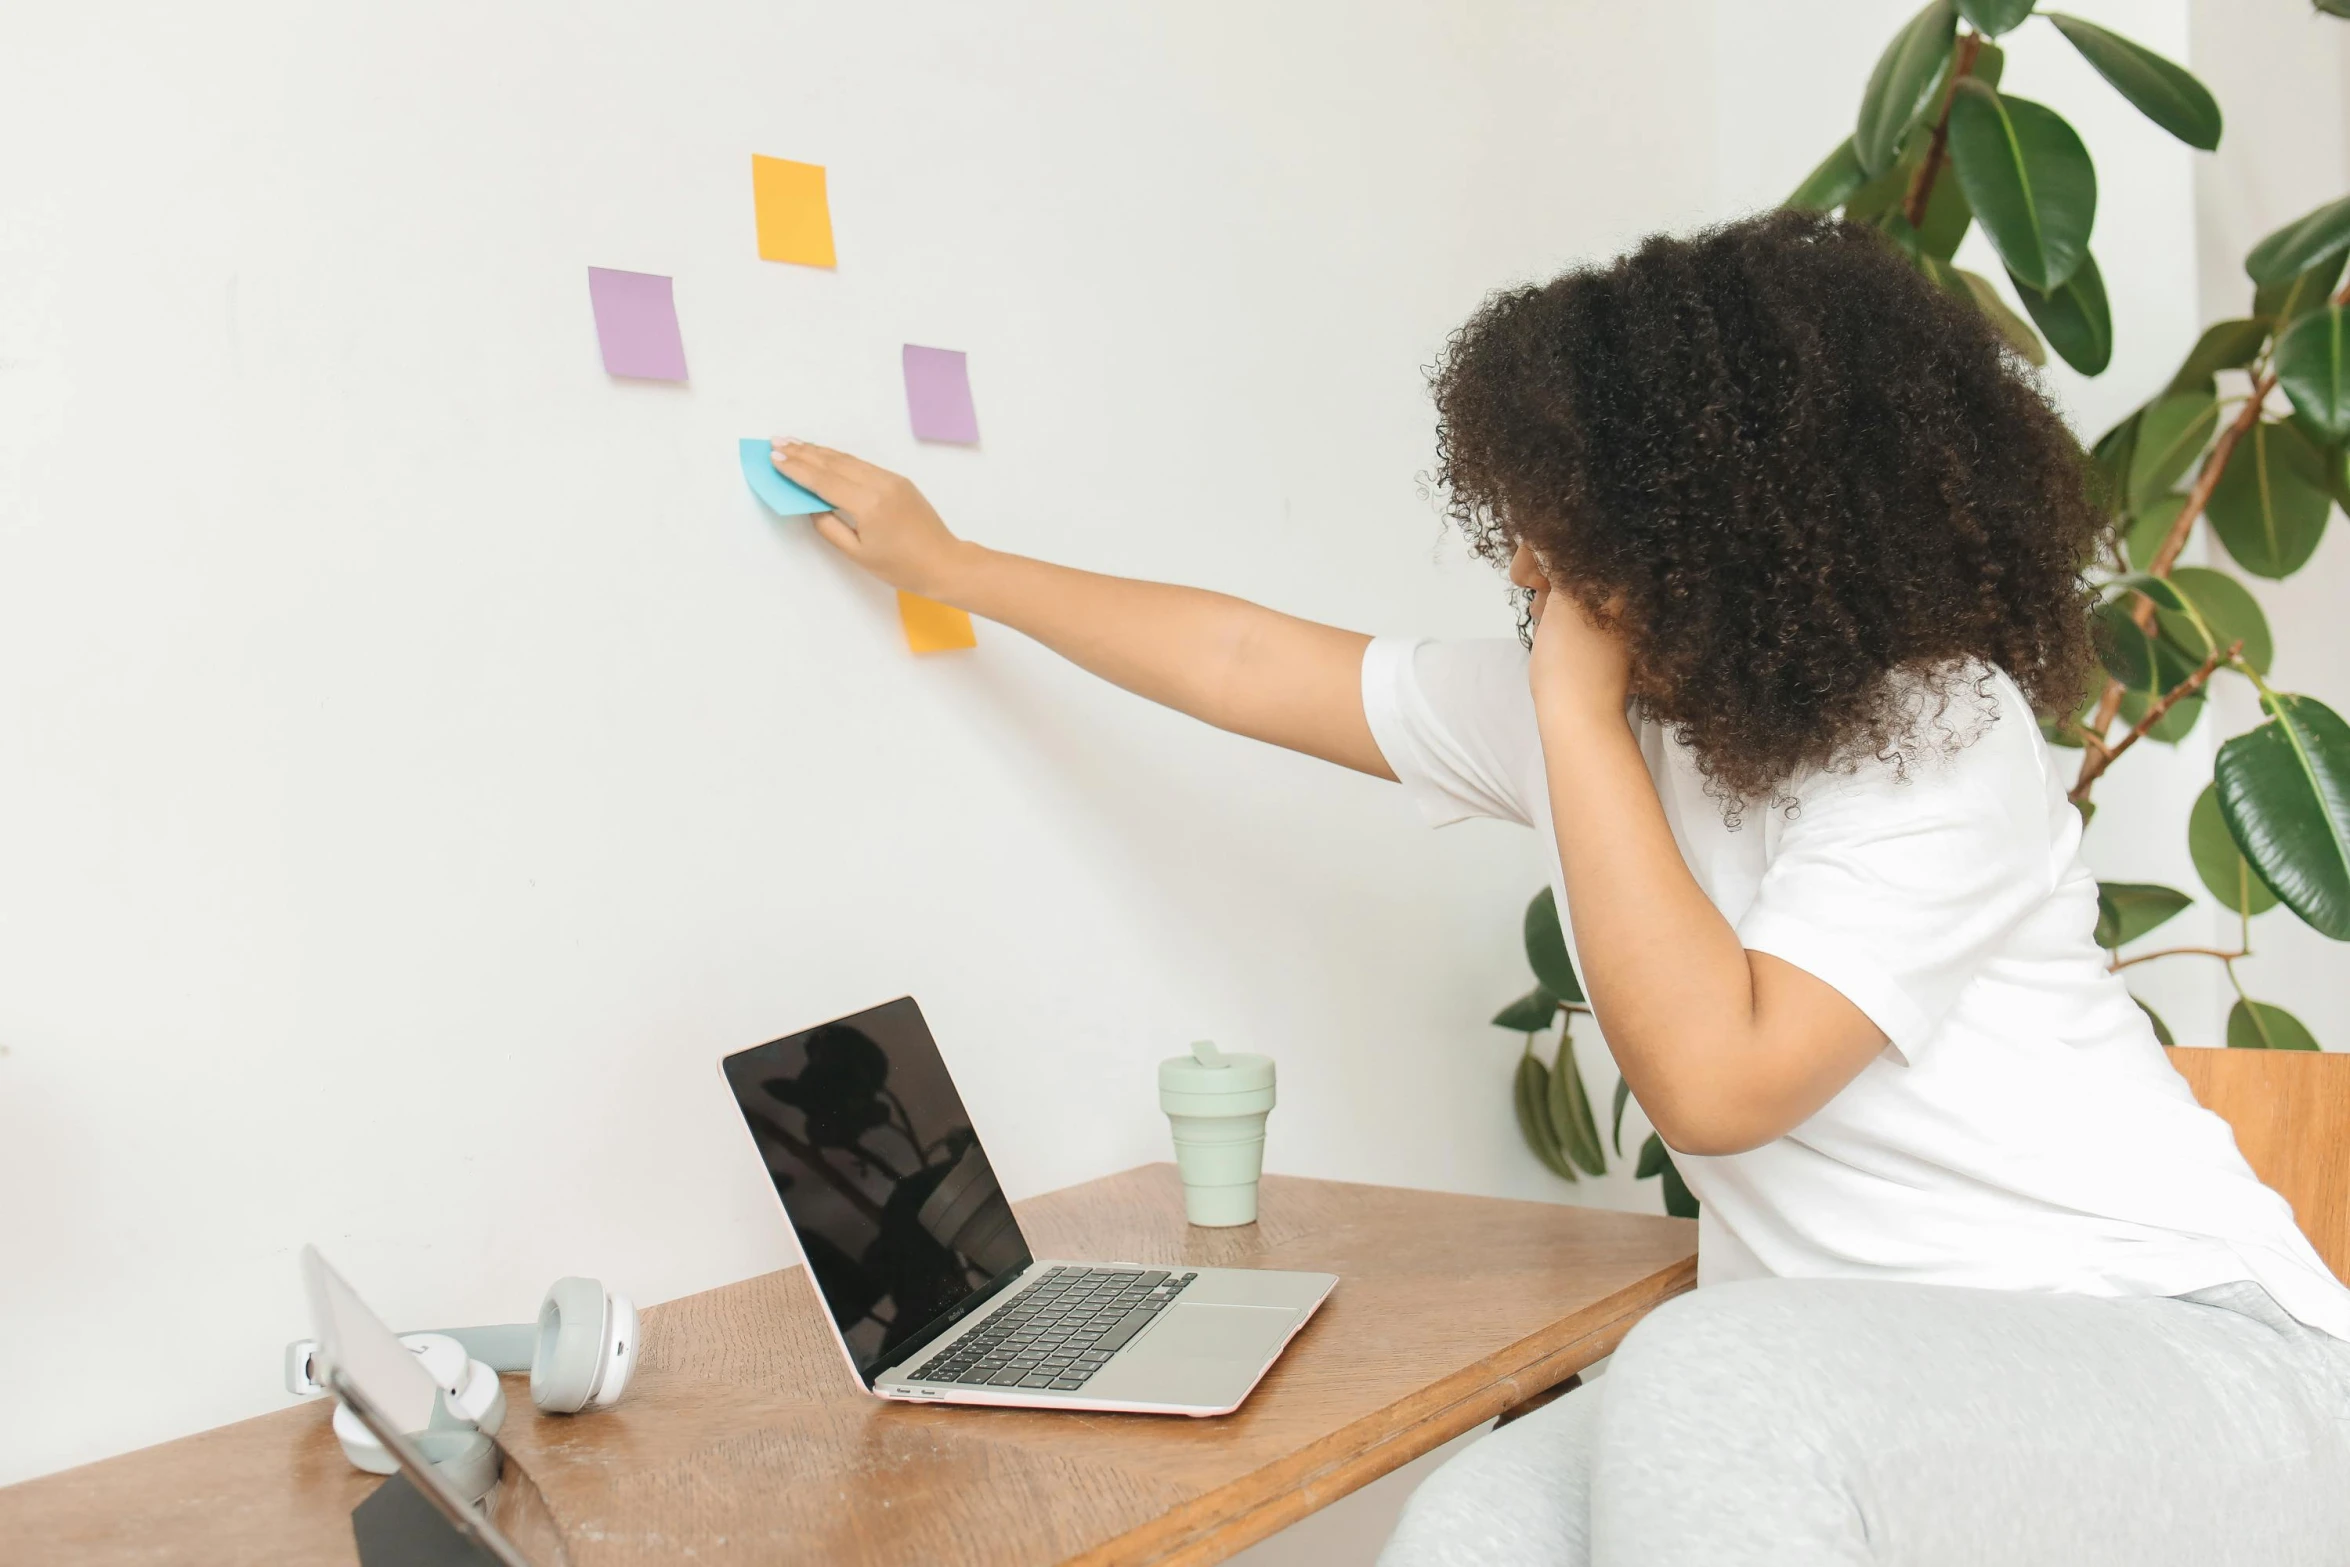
[{"xmin": 1431, "ymin": 208, "xmax": 2099, "ymax": 804}]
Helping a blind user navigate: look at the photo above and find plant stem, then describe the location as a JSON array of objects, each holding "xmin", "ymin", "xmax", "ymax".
[
  {"xmin": 2147, "ymin": 375, "xmax": 2273, "ymax": 580},
  {"xmin": 2067, "ymin": 641, "xmax": 2238, "ymax": 803},
  {"xmin": 2065, "ymin": 255, "xmax": 2350, "ymax": 806},
  {"xmin": 2072, "ymin": 367, "xmax": 2273, "ymax": 805},
  {"xmin": 2077, "ymin": 679, "xmax": 2127, "ymax": 765},
  {"xmin": 1901, "ymin": 32, "xmax": 1984, "ymax": 229},
  {"xmin": 2222, "ymin": 955, "xmax": 2256, "ymax": 1015},
  {"xmin": 2109, "ymin": 944, "xmax": 2249, "ymax": 972}
]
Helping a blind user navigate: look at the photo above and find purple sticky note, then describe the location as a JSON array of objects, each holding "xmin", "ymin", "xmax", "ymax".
[
  {"xmin": 586, "ymin": 267, "xmax": 688, "ymax": 382},
  {"xmin": 902, "ymin": 345, "xmax": 979, "ymax": 443}
]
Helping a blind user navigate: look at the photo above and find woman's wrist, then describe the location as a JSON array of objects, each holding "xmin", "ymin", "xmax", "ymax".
[
  {"xmin": 1531, "ymin": 669, "xmax": 1631, "ymax": 739},
  {"xmin": 918, "ymin": 538, "xmax": 994, "ymax": 606}
]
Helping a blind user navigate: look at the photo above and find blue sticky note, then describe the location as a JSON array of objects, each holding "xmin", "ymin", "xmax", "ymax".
[{"xmin": 739, "ymin": 438, "xmax": 832, "ymax": 516}]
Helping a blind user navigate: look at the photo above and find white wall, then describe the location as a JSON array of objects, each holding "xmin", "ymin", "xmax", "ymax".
[
  {"xmin": 0, "ymin": 0, "xmax": 1719, "ymax": 1484},
  {"xmin": 6, "ymin": 0, "xmax": 2313, "ymax": 1523}
]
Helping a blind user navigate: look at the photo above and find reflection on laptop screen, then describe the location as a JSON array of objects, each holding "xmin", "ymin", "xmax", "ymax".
[{"xmin": 721, "ymin": 996, "xmax": 1031, "ymax": 1380}]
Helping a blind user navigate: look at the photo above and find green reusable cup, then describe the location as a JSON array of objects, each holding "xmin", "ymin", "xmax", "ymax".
[{"xmin": 1158, "ymin": 1040, "xmax": 1277, "ymax": 1227}]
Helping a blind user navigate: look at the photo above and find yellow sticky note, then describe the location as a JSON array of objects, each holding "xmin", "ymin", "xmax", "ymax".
[
  {"xmin": 897, "ymin": 591, "xmax": 977, "ymax": 654},
  {"xmin": 752, "ymin": 154, "xmax": 836, "ymax": 267}
]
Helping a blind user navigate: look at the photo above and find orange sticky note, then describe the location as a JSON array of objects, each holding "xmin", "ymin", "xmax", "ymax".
[
  {"xmin": 897, "ymin": 591, "xmax": 976, "ymax": 653},
  {"xmin": 751, "ymin": 155, "xmax": 836, "ymax": 267}
]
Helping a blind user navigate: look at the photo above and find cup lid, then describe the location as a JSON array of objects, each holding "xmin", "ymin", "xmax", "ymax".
[{"xmin": 1158, "ymin": 1039, "xmax": 1274, "ymax": 1095}]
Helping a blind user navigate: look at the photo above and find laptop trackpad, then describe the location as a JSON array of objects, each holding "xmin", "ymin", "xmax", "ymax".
[{"xmin": 1137, "ymin": 1302, "xmax": 1293, "ymax": 1364}]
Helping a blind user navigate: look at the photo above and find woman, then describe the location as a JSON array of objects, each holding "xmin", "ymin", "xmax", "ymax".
[{"xmin": 772, "ymin": 211, "xmax": 2350, "ymax": 1563}]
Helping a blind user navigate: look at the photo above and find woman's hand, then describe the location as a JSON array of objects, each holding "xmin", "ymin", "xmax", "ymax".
[
  {"xmin": 770, "ymin": 441, "xmax": 972, "ymax": 600},
  {"xmin": 1513, "ymin": 542, "xmax": 1631, "ymax": 717}
]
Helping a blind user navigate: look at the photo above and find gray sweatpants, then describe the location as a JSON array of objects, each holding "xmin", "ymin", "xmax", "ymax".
[{"xmin": 1380, "ymin": 1276, "xmax": 2350, "ymax": 1566}]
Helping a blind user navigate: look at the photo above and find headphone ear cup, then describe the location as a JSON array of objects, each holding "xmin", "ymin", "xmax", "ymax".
[
  {"xmin": 456, "ymin": 1355, "xmax": 507, "ymax": 1435},
  {"xmin": 530, "ymin": 1277, "xmax": 612, "ymax": 1414},
  {"xmin": 330, "ymin": 1401, "xmax": 399, "ymax": 1475},
  {"xmin": 587, "ymin": 1293, "xmax": 639, "ymax": 1410}
]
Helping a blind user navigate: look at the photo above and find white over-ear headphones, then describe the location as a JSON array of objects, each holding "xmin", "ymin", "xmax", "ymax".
[{"xmin": 286, "ymin": 1277, "xmax": 639, "ymax": 1476}]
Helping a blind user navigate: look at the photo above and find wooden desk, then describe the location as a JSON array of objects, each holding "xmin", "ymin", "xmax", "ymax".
[{"xmin": 5, "ymin": 1165, "xmax": 1695, "ymax": 1565}]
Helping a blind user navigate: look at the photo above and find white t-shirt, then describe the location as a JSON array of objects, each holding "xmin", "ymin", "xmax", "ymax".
[{"xmin": 1363, "ymin": 635, "xmax": 2350, "ymax": 1339}]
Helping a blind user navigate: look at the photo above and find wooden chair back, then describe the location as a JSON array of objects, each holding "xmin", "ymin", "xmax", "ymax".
[{"xmin": 2167, "ymin": 1045, "xmax": 2350, "ymax": 1283}]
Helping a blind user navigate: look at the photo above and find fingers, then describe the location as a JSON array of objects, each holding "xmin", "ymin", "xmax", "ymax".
[
  {"xmin": 772, "ymin": 438, "xmax": 888, "ymax": 493},
  {"xmin": 809, "ymin": 512, "xmax": 860, "ymax": 554},
  {"xmin": 772, "ymin": 441, "xmax": 893, "ymax": 517}
]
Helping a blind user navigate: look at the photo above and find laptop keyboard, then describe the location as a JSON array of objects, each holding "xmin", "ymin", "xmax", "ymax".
[{"xmin": 912, "ymin": 1266, "xmax": 1199, "ymax": 1392}]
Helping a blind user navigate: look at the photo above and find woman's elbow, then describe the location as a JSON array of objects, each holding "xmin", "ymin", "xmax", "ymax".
[{"xmin": 1642, "ymin": 1092, "xmax": 1787, "ymax": 1159}]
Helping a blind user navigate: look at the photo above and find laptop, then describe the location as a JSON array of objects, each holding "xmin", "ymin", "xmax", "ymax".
[{"xmin": 719, "ymin": 997, "xmax": 1336, "ymax": 1415}]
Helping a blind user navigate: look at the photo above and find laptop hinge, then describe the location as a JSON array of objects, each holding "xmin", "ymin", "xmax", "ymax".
[{"xmin": 871, "ymin": 1259, "xmax": 1035, "ymax": 1386}]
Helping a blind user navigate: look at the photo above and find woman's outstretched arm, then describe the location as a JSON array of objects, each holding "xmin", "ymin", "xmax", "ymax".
[{"xmin": 772, "ymin": 441, "xmax": 1392, "ymax": 778}]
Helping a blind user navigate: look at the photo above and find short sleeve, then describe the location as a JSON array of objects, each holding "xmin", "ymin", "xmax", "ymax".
[
  {"xmin": 1735, "ymin": 704, "xmax": 2057, "ymax": 1065},
  {"xmin": 1360, "ymin": 636, "xmax": 1543, "ymax": 829}
]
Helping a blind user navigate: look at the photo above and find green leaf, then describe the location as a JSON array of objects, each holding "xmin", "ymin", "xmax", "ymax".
[
  {"xmin": 1974, "ymin": 37, "xmax": 2007, "ymax": 91},
  {"xmin": 2215, "ymin": 694, "xmax": 2350, "ymax": 939},
  {"xmin": 1491, "ymin": 985, "xmax": 1560, "ymax": 1033},
  {"xmin": 1845, "ymin": 144, "xmax": 1924, "ymax": 224},
  {"xmin": 1658, "ymin": 1149, "xmax": 1700, "ymax": 1219},
  {"xmin": 2125, "ymin": 494, "xmax": 2184, "ymax": 570},
  {"xmin": 2255, "ymin": 250, "xmax": 2347, "ymax": 327},
  {"xmin": 1958, "ymin": 0, "xmax": 2036, "ymax": 34},
  {"xmin": 2190, "ymin": 781, "xmax": 2278, "ymax": 917},
  {"xmin": 2326, "ymin": 437, "xmax": 2350, "ymax": 516},
  {"xmin": 1514, "ymin": 1052, "xmax": 1578, "ymax": 1180},
  {"xmin": 2247, "ymin": 193, "xmax": 2350, "ymax": 287},
  {"xmin": 1787, "ymin": 139, "xmax": 1869, "ymax": 211},
  {"xmin": 1523, "ymin": 887, "xmax": 1586, "ymax": 1003},
  {"xmin": 2039, "ymin": 711, "xmax": 2085, "ymax": 748},
  {"xmin": 1915, "ymin": 159, "xmax": 1976, "ymax": 258},
  {"xmin": 2133, "ymin": 996, "xmax": 2176, "ymax": 1048},
  {"xmin": 1857, "ymin": 0, "xmax": 1959, "ymax": 176},
  {"xmin": 2091, "ymin": 413, "xmax": 2139, "ymax": 517},
  {"xmin": 2011, "ymin": 252, "xmax": 2111, "ymax": 374},
  {"xmin": 2167, "ymin": 317, "xmax": 2270, "ymax": 397},
  {"xmin": 1611, "ymin": 1075, "xmax": 1632, "ymax": 1158},
  {"xmin": 2094, "ymin": 881, "xmax": 2193, "ymax": 948},
  {"xmin": 2208, "ymin": 420, "xmax": 2332, "ymax": 579},
  {"xmin": 1957, "ymin": 269, "xmax": 2046, "ymax": 363},
  {"xmin": 2157, "ymin": 565, "xmax": 2273, "ymax": 674},
  {"xmin": 2105, "ymin": 570, "xmax": 2191, "ymax": 612},
  {"xmin": 2228, "ymin": 997, "xmax": 2322, "ymax": 1051},
  {"xmin": 2127, "ymin": 390, "xmax": 2219, "ymax": 509},
  {"xmin": 2277, "ymin": 307, "xmax": 2350, "ymax": 444},
  {"xmin": 1546, "ymin": 1030, "xmax": 1608, "ymax": 1178},
  {"xmin": 1636, "ymin": 1129, "xmax": 1669, "ymax": 1179},
  {"xmin": 2092, "ymin": 598, "xmax": 2159, "ymax": 690},
  {"xmin": 2043, "ymin": 14, "xmax": 2222, "ymax": 150},
  {"xmin": 1947, "ymin": 81, "xmax": 2096, "ymax": 292}
]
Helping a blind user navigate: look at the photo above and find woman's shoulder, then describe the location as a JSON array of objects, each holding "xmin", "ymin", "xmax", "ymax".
[
  {"xmin": 1789, "ymin": 658, "xmax": 2056, "ymax": 807},
  {"xmin": 1363, "ymin": 635, "xmax": 1544, "ymax": 828},
  {"xmin": 1376, "ymin": 636, "xmax": 1537, "ymax": 731}
]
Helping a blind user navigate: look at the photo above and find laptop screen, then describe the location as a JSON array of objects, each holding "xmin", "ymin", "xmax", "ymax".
[{"xmin": 720, "ymin": 996, "xmax": 1031, "ymax": 1382}]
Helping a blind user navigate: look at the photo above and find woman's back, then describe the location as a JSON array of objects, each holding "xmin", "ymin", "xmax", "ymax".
[{"xmin": 1365, "ymin": 634, "xmax": 2350, "ymax": 1334}]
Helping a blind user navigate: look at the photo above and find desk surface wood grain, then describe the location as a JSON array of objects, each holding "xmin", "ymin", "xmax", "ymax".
[{"xmin": 4, "ymin": 1165, "xmax": 1696, "ymax": 1566}]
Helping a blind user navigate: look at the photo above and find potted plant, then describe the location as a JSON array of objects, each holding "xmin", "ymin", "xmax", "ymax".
[{"xmin": 1490, "ymin": 0, "xmax": 2350, "ymax": 1205}]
